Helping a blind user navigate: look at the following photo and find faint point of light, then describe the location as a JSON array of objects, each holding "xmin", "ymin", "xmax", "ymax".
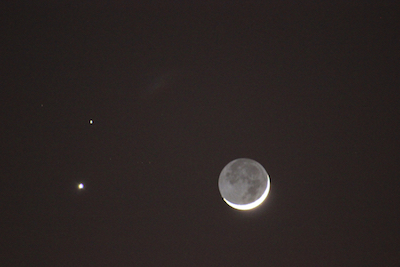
[
  {"xmin": 78, "ymin": 183, "xmax": 84, "ymax": 189},
  {"xmin": 89, "ymin": 119, "xmax": 93, "ymax": 124},
  {"xmin": 223, "ymin": 176, "xmax": 271, "ymax": 211}
]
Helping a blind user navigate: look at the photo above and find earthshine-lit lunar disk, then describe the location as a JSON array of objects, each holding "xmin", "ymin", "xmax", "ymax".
[{"xmin": 218, "ymin": 158, "xmax": 270, "ymax": 210}]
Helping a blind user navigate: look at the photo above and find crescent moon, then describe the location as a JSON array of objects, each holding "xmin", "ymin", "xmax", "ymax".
[{"xmin": 219, "ymin": 158, "xmax": 271, "ymax": 211}]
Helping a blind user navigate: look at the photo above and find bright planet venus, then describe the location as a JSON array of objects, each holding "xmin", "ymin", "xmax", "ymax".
[{"xmin": 218, "ymin": 158, "xmax": 270, "ymax": 210}]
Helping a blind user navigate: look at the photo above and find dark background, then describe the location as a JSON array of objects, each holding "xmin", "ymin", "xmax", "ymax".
[{"xmin": 1, "ymin": 2, "xmax": 399, "ymax": 266}]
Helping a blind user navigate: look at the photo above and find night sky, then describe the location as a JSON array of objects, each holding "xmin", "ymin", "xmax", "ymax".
[{"xmin": 2, "ymin": 2, "xmax": 399, "ymax": 266}]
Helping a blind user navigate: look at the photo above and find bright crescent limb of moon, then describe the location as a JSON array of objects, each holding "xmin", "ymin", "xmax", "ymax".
[{"xmin": 223, "ymin": 178, "xmax": 270, "ymax": 210}]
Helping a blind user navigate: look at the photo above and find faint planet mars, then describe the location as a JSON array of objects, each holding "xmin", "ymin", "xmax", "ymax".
[{"xmin": 218, "ymin": 158, "xmax": 270, "ymax": 210}]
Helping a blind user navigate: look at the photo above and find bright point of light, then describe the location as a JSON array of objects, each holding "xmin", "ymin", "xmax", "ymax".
[
  {"xmin": 89, "ymin": 119, "xmax": 93, "ymax": 124},
  {"xmin": 78, "ymin": 183, "xmax": 84, "ymax": 189}
]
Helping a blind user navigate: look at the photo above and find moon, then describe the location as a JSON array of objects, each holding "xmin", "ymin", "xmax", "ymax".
[{"xmin": 218, "ymin": 158, "xmax": 270, "ymax": 210}]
